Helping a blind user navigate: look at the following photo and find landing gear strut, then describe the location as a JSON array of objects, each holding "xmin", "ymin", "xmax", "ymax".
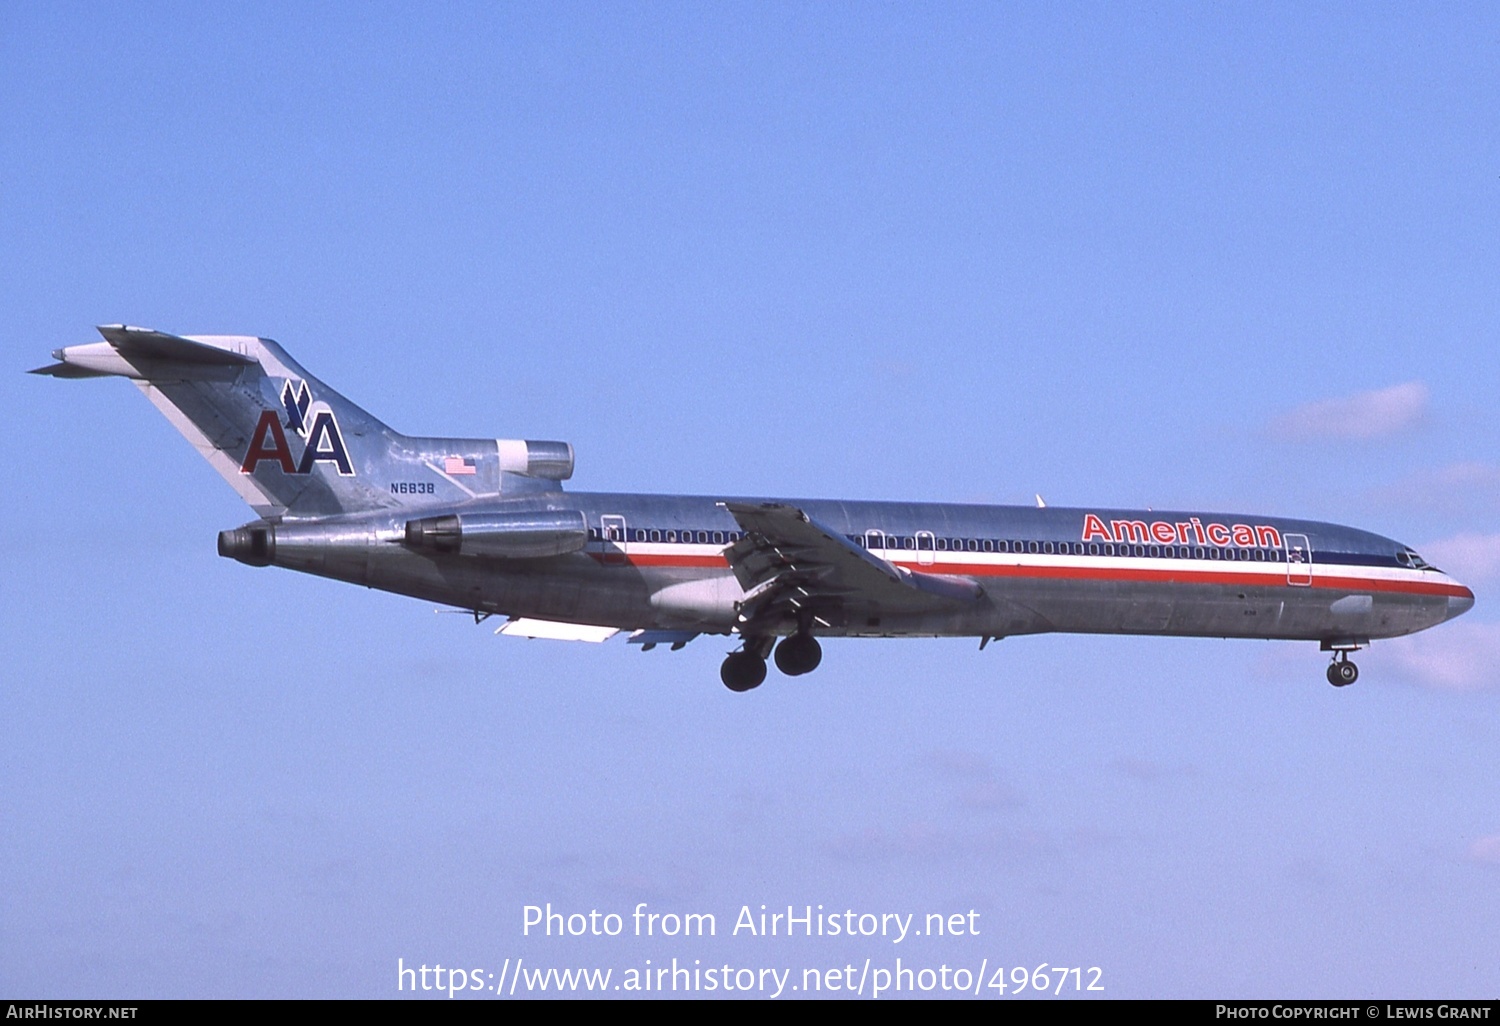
[
  {"xmin": 774, "ymin": 632, "xmax": 822, "ymax": 676},
  {"xmin": 1326, "ymin": 651, "xmax": 1359, "ymax": 687}
]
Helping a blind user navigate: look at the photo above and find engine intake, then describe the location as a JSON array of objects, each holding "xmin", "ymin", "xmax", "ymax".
[{"xmin": 497, "ymin": 440, "xmax": 574, "ymax": 481}]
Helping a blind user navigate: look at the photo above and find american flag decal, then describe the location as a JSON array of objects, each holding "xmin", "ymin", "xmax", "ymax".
[{"xmin": 444, "ymin": 456, "xmax": 477, "ymax": 476}]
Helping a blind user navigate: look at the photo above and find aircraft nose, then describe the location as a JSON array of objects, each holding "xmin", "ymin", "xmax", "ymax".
[{"xmin": 1446, "ymin": 583, "xmax": 1476, "ymax": 620}]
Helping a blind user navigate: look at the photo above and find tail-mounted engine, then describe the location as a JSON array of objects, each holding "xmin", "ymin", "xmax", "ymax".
[
  {"xmin": 497, "ymin": 440, "xmax": 574, "ymax": 481},
  {"xmin": 405, "ymin": 509, "xmax": 588, "ymax": 559}
]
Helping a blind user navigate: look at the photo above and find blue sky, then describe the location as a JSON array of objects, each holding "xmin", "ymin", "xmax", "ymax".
[{"xmin": 4, "ymin": 2, "xmax": 1499, "ymax": 999}]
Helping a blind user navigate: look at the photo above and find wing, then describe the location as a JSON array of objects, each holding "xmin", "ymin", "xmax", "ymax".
[{"xmin": 718, "ymin": 501, "xmax": 984, "ymax": 634}]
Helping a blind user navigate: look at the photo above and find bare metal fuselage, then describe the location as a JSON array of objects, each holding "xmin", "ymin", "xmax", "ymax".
[{"xmin": 250, "ymin": 492, "xmax": 1470, "ymax": 646}]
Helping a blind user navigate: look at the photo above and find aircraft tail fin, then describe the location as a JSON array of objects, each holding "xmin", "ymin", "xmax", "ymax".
[{"xmin": 33, "ymin": 325, "xmax": 573, "ymax": 519}]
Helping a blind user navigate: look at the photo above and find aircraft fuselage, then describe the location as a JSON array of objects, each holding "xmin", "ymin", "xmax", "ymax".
[{"xmin": 231, "ymin": 492, "xmax": 1472, "ymax": 647}]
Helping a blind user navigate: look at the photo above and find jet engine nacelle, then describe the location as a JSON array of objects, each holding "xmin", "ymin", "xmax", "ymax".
[
  {"xmin": 497, "ymin": 440, "xmax": 574, "ymax": 481},
  {"xmin": 405, "ymin": 509, "xmax": 589, "ymax": 559}
]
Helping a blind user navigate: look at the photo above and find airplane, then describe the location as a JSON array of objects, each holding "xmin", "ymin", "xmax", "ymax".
[{"xmin": 33, "ymin": 325, "xmax": 1475, "ymax": 691}]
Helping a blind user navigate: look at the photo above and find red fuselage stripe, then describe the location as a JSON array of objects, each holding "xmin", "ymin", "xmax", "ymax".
[{"xmin": 599, "ymin": 552, "xmax": 1471, "ymax": 599}]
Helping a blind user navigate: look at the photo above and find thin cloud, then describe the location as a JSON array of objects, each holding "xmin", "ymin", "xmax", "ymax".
[
  {"xmin": 1419, "ymin": 533, "xmax": 1500, "ymax": 586},
  {"xmin": 1384, "ymin": 622, "xmax": 1500, "ymax": 692},
  {"xmin": 826, "ymin": 823, "xmax": 1056, "ymax": 865},
  {"xmin": 1369, "ymin": 463, "xmax": 1500, "ymax": 514},
  {"xmin": 923, "ymin": 750, "xmax": 1025, "ymax": 810},
  {"xmin": 1269, "ymin": 381, "xmax": 1428, "ymax": 442},
  {"xmin": 957, "ymin": 779, "xmax": 1024, "ymax": 811},
  {"xmin": 1466, "ymin": 835, "xmax": 1500, "ymax": 867}
]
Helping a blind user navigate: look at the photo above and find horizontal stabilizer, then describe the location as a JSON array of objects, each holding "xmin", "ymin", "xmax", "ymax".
[
  {"xmin": 95, "ymin": 325, "xmax": 255, "ymax": 366},
  {"xmin": 38, "ymin": 325, "xmax": 255, "ymax": 380},
  {"xmin": 28, "ymin": 361, "xmax": 111, "ymax": 378}
]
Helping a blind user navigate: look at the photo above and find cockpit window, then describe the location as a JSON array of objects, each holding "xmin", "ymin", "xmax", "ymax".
[{"xmin": 1397, "ymin": 547, "xmax": 1436, "ymax": 571}]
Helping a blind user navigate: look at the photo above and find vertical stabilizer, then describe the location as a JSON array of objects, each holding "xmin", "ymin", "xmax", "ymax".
[{"xmin": 32, "ymin": 325, "xmax": 571, "ymax": 518}]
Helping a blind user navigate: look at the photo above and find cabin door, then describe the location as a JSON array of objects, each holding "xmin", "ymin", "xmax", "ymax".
[
  {"xmin": 1285, "ymin": 533, "xmax": 1312, "ymax": 586},
  {"xmin": 601, "ymin": 515, "xmax": 628, "ymax": 566}
]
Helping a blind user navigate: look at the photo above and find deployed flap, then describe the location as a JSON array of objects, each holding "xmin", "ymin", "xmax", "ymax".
[
  {"xmin": 627, "ymin": 629, "xmax": 700, "ymax": 651},
  {"xmin": 719, "ymin": 502, "xmax": 983, "ymax": 631},
  {"xmin": 495, "ymin": 618, "xmax": 620, "ymax": 642}
]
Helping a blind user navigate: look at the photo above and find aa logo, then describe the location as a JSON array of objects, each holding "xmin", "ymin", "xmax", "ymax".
[{"xmin": 240, "ymin": 380, "xmax": 355, "ymax": 476}]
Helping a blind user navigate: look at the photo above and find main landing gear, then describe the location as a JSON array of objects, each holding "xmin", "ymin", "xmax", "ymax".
[
  {"xmin": 720, "ymin": 650, "xmax": 768, "ymax": 692},
  {"xmin": 1326, "ymin": 652, "xmax": 1359, "ymax": 687},
  {"xmin": 774, "ymin": 631, "xmax": 822, "ymax": 676},
  {"xmin": 720, "ymin": 632, "xmax": 823, "ymax": 691}
]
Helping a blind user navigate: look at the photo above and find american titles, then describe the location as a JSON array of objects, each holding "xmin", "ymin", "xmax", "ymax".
[{"xmin": 1082, "ymin": 513, "xmax": 1282, "ymax": 549}]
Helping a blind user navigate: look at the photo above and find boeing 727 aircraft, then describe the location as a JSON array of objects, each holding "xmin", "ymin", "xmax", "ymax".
[{"xmin": 34, "ymin": 326, "xmax": 1474, "ymax": 691}]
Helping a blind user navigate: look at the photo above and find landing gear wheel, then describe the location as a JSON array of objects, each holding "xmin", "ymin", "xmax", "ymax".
[
  {"xmin": 1327, "ymin": 658, "xmax": 1359, "ymax": 687},
  {"xmin": 721, "ymin": 651, "xmax": 767, "ymax": 692},
  {"xmin": 774, "ymin": 633, "xmax": 823, "ymax": 676}
]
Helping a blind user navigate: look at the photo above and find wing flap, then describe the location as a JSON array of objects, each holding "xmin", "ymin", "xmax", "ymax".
[
  {"xmin": 495, "ymin": 618, "xmax": 620, "ymax": 642},
  {"xmin": 719, "ymin": 502, "xmax": 983, "ymax": 631}
]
